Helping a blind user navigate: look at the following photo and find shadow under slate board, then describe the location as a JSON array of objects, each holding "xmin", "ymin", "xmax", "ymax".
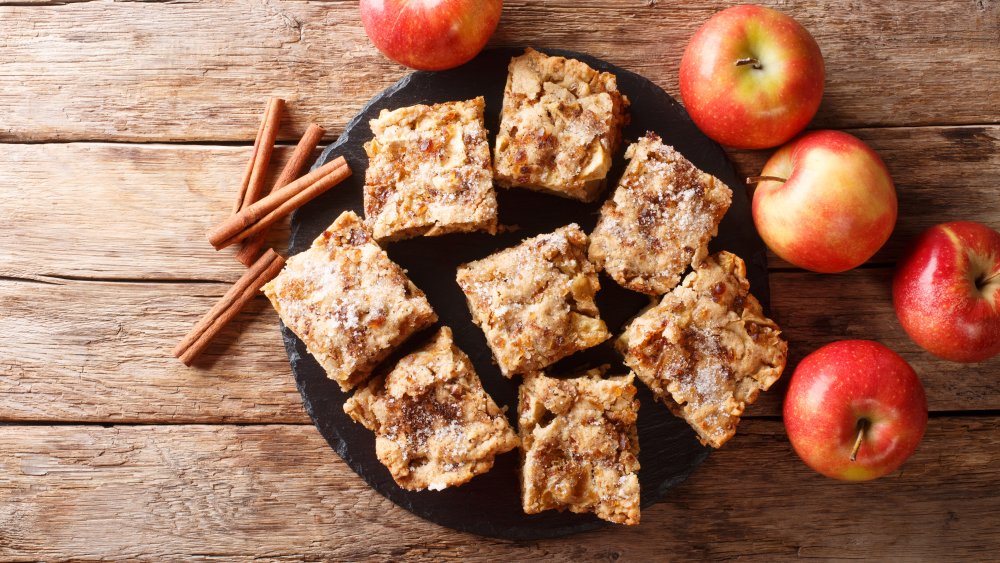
[{"xmin": 279, "ymin": 47, "xmax": 769, "ymax": 540}]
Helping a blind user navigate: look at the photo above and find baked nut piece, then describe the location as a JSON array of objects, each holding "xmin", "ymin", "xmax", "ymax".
[
  {"xmin": 363, "ymin": 96, "xmax": 497, "ymax": 241},
  {"xmin": 589, "ymin": 132, "xmax": 733, "ymax": 295},
  {"xmin": 519, "ymin": 367, "xmax": 640, "ymax": 525},
  {"xmin": 456, "ymin": 224, "xmax": 611, "ymax": 377},
  {"xmin": 617, "ymin": 251, "xmax": 787, "ymax": 448},
  {"xmin": 493, "ymin": 48, "xmax": 629, "ymax": 203},
  {"xmin": 344, "ymin": 327, "xmax": 518, "ymax": 491},
  {"xmin": 263, "ymin": 211, "xmax": 437, "ymax": 391}
]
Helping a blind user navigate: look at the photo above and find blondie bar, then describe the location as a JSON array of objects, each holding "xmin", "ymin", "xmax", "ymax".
[
  {"xmin": 263, "ymin": 211, "xmax": 437, "ymax": 391},
  {"xmin": 364, "ymin": 97, "xmax": 497, "ymax": 241},
  {"xmin": 344, "ymin": 327, "xmax": 518, "ymax": 491},
  {"xmin": 617, "ymin": 251, "xmax": 787, "ymax": 448},
  {"xmin": 519, "ymin": 367, "xmax": 640, "ymax": 525},
  {"xmin": 456, "ymin": 224, "xmax": 610, "ymax": 377},
  {"xmin": 589, "ymin": 132, "xmax": 732, "ymax": 295},
  {"xmin": 493, "ymin": 48, "xmax": 629, "ymax": 202}
]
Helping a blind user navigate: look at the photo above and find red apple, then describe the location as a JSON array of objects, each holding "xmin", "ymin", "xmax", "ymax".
[
  {"xmin": 360, "ymin": 0, "xmax": 502, "ymax": 71},
  {"xmin": 784, "ymin": 340, "xmax": 928, "ymax": 481},
  {"xmin": 752, "ymin": 130, "xmax": 897, "ymax": 272},
  {"xmin": 679, "ymin": 5, "xmax": 824, "ymax": 149},
  {"xmin": 893, "ymin": 221, "xmax": 1000, "ymax": 363}
]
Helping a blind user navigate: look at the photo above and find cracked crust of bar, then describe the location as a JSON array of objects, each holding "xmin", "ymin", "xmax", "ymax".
[
  {"xmin": 493, "ymin": 48, "xmax": 629, "ymax": 203},
  {"xmin": 518, "ymin": 367, "xmax": 640, "ymax": 525},
  {"xmin": 456, "ymin": 224, "xmax": 610, "ymax": 377},
  {"xmin": 263, "ymin": 211, "xmax": 437, "ymax": 391},
  {"xmin": 617, "ymin": 251, "xmax": 787, "ymax": 448},
  {"xmin": 589, "ymin": 132, "xmax": 733, "ymax": 295}
]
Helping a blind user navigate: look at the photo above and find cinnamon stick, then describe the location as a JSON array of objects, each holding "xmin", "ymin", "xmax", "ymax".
[
  {"xmin": 233, "ymin": 97, "xmax": 284, "ymax": 214},
  {"xmin": 236, "ymin": 123, "xmax": 326, "ymax": 266},
  {"xmin": 234, "ymin": 112, "xmax": 267, "ymax": 214},
  {"xmin": 173, "ymin": 248, "xmax": 286, "ymax": 366},
  {"xmin": 207, "ymin": 156, "xmax": 351, "ymax": 250}
]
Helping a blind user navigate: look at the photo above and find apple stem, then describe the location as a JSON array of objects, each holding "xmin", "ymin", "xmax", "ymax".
[
  {"xmin": 746, "ymin": 175, "xmax": 787, "ymax": 185},
  {"xmin": 983, "ymin": 270, "xmax": 1000, "ymax": 284},
  {"xmin": 850, "ymin": 419, "xmax": 869, "ymax": 462},
  {"xmin": 735, "ymin": 57, "xmax": 763, "ymax": 70}
]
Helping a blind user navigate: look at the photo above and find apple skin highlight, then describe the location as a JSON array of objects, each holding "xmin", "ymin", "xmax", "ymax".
[
  {"xmin": 893, "ymin": 221, "xmax": 1000, "ymax": 363},
  {"xmin": 784, "ymin": 340, "xmax": 927, "ymax": 481},
  {"xmin": 679, "ymin": 4, "xmax": 825, "ymax": 149},
  {"xmin": 360, "ymin": 0, "xmax": 503, "ymax": 71},
  {"xmin": 752, "ymin": 130, "xmax": 897, "ymax": 273}
]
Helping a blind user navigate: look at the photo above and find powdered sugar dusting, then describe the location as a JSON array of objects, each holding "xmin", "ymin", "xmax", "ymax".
[
  {"xmin": 456, "ymin": 224, "xmax": 608, "ymax": 376},
  {"xmin": 619, "ymin": 251, "xmax": 788, "ymax": 448},
  {"xmin": 263, "ymin": 211, "xmax": 435, "ymax": 390},
  {"xmin": 589, "ymin": 132, "xmax": 733, "ymax": 295}
]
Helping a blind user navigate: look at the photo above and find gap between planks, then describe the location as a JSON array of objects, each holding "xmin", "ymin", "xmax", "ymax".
[
  {"xmin": 4, "ymin": 408, "xmax": 1000, "ymax": 427},
  {"xmin": 0, "ymin": 262, "xmax": 901, "ymax": 287},
  {"xmin": 0, "ymin": 121, "xmax": 996, "ymax": 147}
]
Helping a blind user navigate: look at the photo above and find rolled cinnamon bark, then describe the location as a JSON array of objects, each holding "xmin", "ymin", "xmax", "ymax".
[
  {"xmin": 206, "ymin": 156, "xmax": 350, "ymax": 250},
  {"xmin": 173, "ymin": 248, "xmax": 286, "ymax": 365}
]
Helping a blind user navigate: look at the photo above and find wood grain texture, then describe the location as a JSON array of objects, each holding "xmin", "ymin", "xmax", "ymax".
[
  {"xmin": 2, "ymin": 268, "xmax": 997, "ymax": 424},
  {"xmin": 3, "ymin": 125, "xmax": 998, "ymax": 282},
  {"xmin": 1, "ymin": 0, "xmax": 997, "ymax": 559},
  {"xmin": 0, "ymin": 279, "xmax": 303, "ymax": 423},
  {"xmin": 0, "ymin": 143, "xmax": 295, "ymax": 283},
  {"xmin": 0, "ymin": 0, "xmax": 997, "ymax": 142},
  {"xmin": 1, "ymin": 419, "xmax": 996, "ymax": 561}
]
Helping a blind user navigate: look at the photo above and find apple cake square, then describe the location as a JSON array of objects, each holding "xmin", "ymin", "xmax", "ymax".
[
  {"xmin": 456, "ymin": 224, "xmax": 611, "ymax": 377},
  {"xmin": 344, "ymin": 327, "xmax": 519, "ymax": 491},
  {"xmin": 363, "ymin": 96, "xmax": 497, "ymax": 241},
  {"xmin": 262, "ymin": 210, "xmax": 437, "ymax": 391},
  {"xmin": 519, "ymin": 367, "xmax": 640, "ymax": 525},
  {"xmin": 493, "ymin": 48, "xmax": 629, "ymax": 202},
  {"xmin": 589, "ymin": 132, "xmax": 733, "ymax": 295},
  {"xmin": 617, "ymin": 251, "xmax": 787, "ymax": 448}
]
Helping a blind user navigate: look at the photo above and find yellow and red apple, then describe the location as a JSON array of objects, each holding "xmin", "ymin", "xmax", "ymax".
[
  {"xmin": 360, "ymin": 0, "xmax": 502, "ymax": 71},
  {"xmin": 752, "ymin": 130, "xmax": 897, "ymax": 272},
  {"xmin": 679, "ymin": 5, "xmax": 825, "ymax": 149},
  {"xmin": 893, "ymin": 221, "xmax": 1000, "ymax": 363},
  {"xmin": 784, "ymin": 340, "xmax": 928, "ymax": 481}
]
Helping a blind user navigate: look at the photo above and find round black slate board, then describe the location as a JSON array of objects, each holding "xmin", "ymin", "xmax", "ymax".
[{"xmin": 280, "ymin": 47, "xmax": 770, "ymax": 540}]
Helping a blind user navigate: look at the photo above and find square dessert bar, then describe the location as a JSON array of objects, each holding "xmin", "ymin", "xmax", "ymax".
[
  {"xmin": 456, "ymin": 224, "xmax": 611, "ymax": 377},
  {"xmin": 363, "ymin": 96, "xmax": 497, "ymax": 241},
  {"xmin": 519, "ymin": 367, "xmax": 640, "ymax": 525},
  {"xmin": 617, "ymin": 251, "xmax": 787, "ymax": 448},
  {"xmin": 344, "ymin": 327, "xmax": 518, "ymax": 491},
  {"xmin": 493, "ymin": 48, "xmax": 629, "ymax": 202},
  {"xmin": 262, "ymin": 211, "xmax": 437, "ymax": 391},
  {"xmin": 589, "ymin": 132, "xmax": 733, "ymax": 295}
]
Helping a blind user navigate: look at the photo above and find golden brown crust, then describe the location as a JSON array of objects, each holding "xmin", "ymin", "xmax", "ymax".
[
  {"xmin": 343, "ymin": 327, "xmax": 518, "ymax": 491},
  {"xmin": 363, "ymin": 97, "xmax": 497, "ymax": 241},
  {"xmin": 518, "ymin": 367, "xmax": 640, "ymax": 525},
  {"xmin": 617, "ymin": 251, "xmax": 787, "ymax": 448},
  {"xmin": 262, "ymin": 211, "xmax": 437, "ymax": 391},
  {"xmin": 456, "ymin": 224, "xmax": 611, "ymax": 377},
  {"xmin": 493, "ymin": 48, "xmax": 629, "ymax": 202},
  {"xmin": 589, "ymin": 132, "xmax": 733, "ymax": 295}
]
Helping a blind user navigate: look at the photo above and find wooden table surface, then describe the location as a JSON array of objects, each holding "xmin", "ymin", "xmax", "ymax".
[{"xmin": 1, "ymin": 1, "xmax": 998, "ymax": 560}]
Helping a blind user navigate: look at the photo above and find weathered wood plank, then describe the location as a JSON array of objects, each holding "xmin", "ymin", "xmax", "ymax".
[
  {"xmin": 0, "ymin": 143, "xmax": 293, "ymax": 283},
  {"xmin": 0, "ymin": 279, "xmax": 304, "ymax": 423},
  {"xmin": 1, "ymin": 268, "xmax": 996, "ymax": 424},
  {"xmin": 0, "ymin": 419, "xmax": 996, "ymax": 561},
  {"xmin": 3, "ymin": 125, "xmax": 998, "ymax": 282},
  {"xmin": 0, "ymin": 0, "xmax": 997, "ymax": 142}
]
